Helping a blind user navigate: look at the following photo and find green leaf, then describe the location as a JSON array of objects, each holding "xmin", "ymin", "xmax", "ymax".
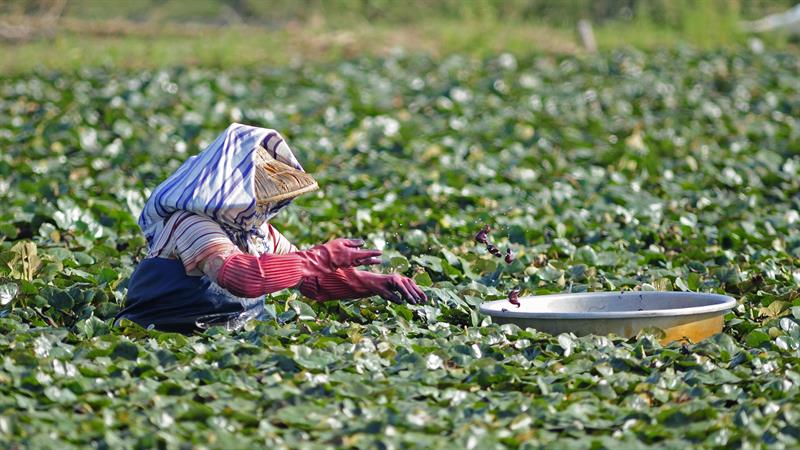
[
  {"xmin": 389, "ymin": 255, "xmax": 410, "ymax": 272},
  {"xmin": 404, "ymin": 229, "xmax": 428, "ymax": 248},
  {"xmin": 44, "ymin": 386, "xmax": 78, "ymax": 404},
  {"xmin": 412, "ymin": 255, "xmax": 443, "ymax": 273},
  {"xmin": 744, "ymin": 330, "xmax": 771, "ymax": 347},
  {"xmin": 111, "ymin": 341, "xmax": 139, "ymax": 360},
  {"xmin": 413, "ymin": 271, "xmax": 433, "ymax": 287},
  {"xmin": 574, "ymin": 246, "xmax": 597, "ymax": 265},
  {"xmin": 76, "ymin": 316, "xmax": 110, "ymax": 338},
  {"xmin": 48, "ymin": 290, "xmax": 74, "ymax": 310},
  {"xmin": 290, "ymin": 299, "xmax": 317, "ymax": 321}
]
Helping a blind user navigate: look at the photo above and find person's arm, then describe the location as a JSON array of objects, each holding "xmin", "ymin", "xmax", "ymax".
[
  {"xmin": 169, "ymin": 212, "xmax": 241, "ymax": 279},
  {"xmin": 256, "ymin": 226, "xmax": 426, "ymax": 303},
  {"xmin": 210, "ymin": 238, "xmax": 383, "ymax": 298},
  {"xmin": 299, "ymin": 268, "xmax": 427, "ymax": 304},
  {"xmin": 215, "ymin": 252, "xmax": 305, "ymax": 297},
  {"xmin": 170, "ymin": 214, "xmax": 383, "ymax": 298},
  {"xmin": 168, "ymin": 214, "xmax": 305, "ymax": 296}
]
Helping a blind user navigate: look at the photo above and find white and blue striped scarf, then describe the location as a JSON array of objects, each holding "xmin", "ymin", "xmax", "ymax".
[{"xmin": 139, "ymin": 123, "xmax": 306, "ymax": 254}]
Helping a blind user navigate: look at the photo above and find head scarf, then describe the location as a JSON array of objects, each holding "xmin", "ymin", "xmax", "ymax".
[{"xmin": 139, "ymin": 123, "xmax": 307, "ymax": 253}]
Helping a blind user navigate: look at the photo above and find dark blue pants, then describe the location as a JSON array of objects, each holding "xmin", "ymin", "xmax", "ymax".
[{"xmin": 116, "ymin": 257, "xmax": 265, "ymax": 334}]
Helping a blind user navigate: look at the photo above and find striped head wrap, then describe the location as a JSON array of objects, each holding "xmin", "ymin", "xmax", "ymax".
[{"xmin": 139, "ymin": 123, "xmax": 310, "ymax": 253}]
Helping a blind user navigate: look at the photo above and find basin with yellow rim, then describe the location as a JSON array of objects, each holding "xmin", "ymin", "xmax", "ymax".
[{"xmin": 479, "ymin": 291, "xmax": 737, "ymax": 344}]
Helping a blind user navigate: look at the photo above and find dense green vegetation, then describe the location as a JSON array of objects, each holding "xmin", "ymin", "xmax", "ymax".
[{"xmin": 2, "ymin": 47, "xmax": 800, "ymax": 447}]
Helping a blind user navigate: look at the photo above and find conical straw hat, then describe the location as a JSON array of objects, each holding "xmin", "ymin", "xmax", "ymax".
[{"xmin": 253, "ymin": 145, "xmax": 319, "ymax": 205}]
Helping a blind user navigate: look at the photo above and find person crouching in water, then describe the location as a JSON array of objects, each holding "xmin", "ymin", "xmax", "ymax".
[{"xmin": 116, "ymin": 123, "xmax": 426, "ymax": 333}]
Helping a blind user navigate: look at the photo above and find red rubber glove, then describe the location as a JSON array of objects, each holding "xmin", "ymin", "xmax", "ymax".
[
  {"xmin": 299, "ymin": 268, "xmax": 427, "ymax": 304},
  {"xmin": 296, "ymin": 238, "xmax": 382, "ymax": 276}
]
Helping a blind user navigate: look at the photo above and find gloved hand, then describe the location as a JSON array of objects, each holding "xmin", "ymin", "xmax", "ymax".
[
  {"xmin": 296, "ymin": 238, "xmax": 382, "ymax": 277},
  {"xmin": 299, "ymin": 268, "xmax": 427, "ymax": 304}
]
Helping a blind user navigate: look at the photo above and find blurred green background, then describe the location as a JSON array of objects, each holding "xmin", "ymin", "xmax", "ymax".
[{"xmin": 1, "ymin": 0, "xmax": 798, "ymax": 73}]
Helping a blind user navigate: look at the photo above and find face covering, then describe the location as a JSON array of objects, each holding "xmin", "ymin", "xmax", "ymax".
[{"xmin": 138, "ymin": 123, "xmax": 318, "ymax": 254}]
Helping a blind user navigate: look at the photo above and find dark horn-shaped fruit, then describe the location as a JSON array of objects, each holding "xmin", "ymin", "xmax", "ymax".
[
  {"xmin": 508, "ymin": 287, "xmax": 521, "ymax": 307},
  {"xmin": 475, "ymin": 224, "xmax": 491, "ymax": 244},
  {"xmin": 504, "ymin": 247, "xmax": 515, "ymax": 264}
]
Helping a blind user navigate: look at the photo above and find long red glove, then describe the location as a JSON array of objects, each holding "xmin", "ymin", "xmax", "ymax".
[
  {"xmin": 299, "ymin": 268, "xmax": 427, "ymax": 304},
  {"xmin": 217, "ymin": 238, "xmax": 382, "ymax": 298}
]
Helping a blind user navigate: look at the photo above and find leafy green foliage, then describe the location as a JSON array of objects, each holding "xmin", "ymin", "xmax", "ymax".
[{"xmin": 1, "ymin": 47, "xmax": 800, "ymax": 447}]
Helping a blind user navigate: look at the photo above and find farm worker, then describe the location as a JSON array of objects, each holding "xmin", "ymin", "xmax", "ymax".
[{"xmin": 115, "ymin": 123, "xmax": 426, "ymax": 333}]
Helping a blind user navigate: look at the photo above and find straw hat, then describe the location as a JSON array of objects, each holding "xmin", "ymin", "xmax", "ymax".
[{"xmin": 253, "ymin": 145, "xmax": 319, "ymax": 205}]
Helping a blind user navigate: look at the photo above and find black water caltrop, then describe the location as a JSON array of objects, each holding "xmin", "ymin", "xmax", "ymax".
[
  {"xmin": 504, "ymin": 247, "xmax": 515, "ymax": 264},
  {"xmin": 475, "ymin": 224, "xmax": 490, "ymax": 244},
  {"xmin": 487, "ymin": 243, "xmax": 502, "ymax": 258},
  {"xmin": 508, "ymin": 287, "xmax": 521, "ymax": 307}
]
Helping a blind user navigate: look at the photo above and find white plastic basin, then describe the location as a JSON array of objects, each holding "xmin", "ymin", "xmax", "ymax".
[{"xmin": 479, "ymin": 291, "xmax": 737, "ymax": 343}]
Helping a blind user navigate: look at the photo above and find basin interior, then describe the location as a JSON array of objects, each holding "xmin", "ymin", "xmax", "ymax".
[{"xmin": 480, "ymin": 291, "xmax": 735, "ymax": 318}]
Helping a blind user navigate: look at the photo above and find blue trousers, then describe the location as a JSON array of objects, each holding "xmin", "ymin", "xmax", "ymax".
[{"xmin": 116, "ymin": 257, "xmax": 265, "ymax": 334}]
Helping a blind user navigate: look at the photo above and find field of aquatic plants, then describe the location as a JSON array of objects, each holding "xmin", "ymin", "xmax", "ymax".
[{"xmin": 2, "ymin": 47, "xmax": 800, "ymax": 448}]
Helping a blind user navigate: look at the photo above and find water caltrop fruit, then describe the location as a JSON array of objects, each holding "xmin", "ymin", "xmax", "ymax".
[
  {"xmin": 475, "ymin": 224, "xmax": 490, "ymax": 244},
  {"xmin": 508, "ymin": 287, "xmax": 521, "ymax": 307},
  {"xmin": 504, "ymin": 247, "xmax": 514, "ymax": 264}
]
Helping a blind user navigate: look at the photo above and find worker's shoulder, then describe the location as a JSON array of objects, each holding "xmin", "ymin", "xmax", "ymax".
[{"xmin": 165, "ymin": 211, "xmax": 224, "ymax": 232}]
